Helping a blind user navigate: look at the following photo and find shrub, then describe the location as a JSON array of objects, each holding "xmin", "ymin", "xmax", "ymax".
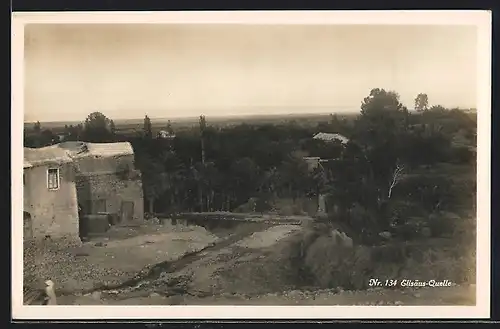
[
  {"xmin": 427, "ymin": 211, "xmax": 459, "ymax": 237},
  {"xmin": 347, "ymin": 203, "xmax": 379, "ymax": 236},
  {"xmin": 294, "ymin": 229, "xmax": 475, "ymax": 291},
  {"xmin": 255, "ymin": 197, "xmax": 273, "ymax": 213},
  {"xmin": 394, "ymin": 222, "xmax": 424, "ymax": 240},
  {"xmin": 387, "ymin": 200, "xmax": 428, "ymax": 226},
  {"xmin": 233, "ymin": 200, "xmax": 255, "ymax": 213},
  {"xmin": 273, "ymin": 198, "xmax": 308, "ymax": 216}
]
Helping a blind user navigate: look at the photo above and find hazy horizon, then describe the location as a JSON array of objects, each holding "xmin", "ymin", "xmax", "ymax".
[
  {"xmin": 24, "ymin": 24, "xmax": 477, "ymax": 122},
  {"xmin": 23, "ymin": 110, "xmax": 346, "ymax": 125}
]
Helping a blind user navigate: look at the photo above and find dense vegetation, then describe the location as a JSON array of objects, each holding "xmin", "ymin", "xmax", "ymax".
[{"xmin": 24, "ymin": 88, "xmax": 477, "ymax": 245}]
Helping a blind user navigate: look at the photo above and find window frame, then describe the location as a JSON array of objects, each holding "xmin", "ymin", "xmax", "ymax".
[{"xmin": 47, "ymin": 167, "xmax": 60, "ymax": 191}]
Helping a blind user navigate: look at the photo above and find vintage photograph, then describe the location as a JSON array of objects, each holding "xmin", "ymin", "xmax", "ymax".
[{"xmin": 12, "ymin": 11, "xmax": 490, "ymax": 319}]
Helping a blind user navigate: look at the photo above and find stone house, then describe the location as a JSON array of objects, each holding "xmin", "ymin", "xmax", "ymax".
[
  {"xmin": 313, "ymin": 132, "xmax": 349, "ymax": 144},
  {"xmin": 54, "ymin": 141, "xmax": 144, "ymax": 224},
  {"xmin": 23, "ymin": 141, "xmax": 144, "ymax": 240},
  {"xmin": 157, "ymin": 130, "xmax": 176, "ymax": 139},
  {"xmin": 23, "ymin": 147, "xmax": 80, "ymax": 240}
]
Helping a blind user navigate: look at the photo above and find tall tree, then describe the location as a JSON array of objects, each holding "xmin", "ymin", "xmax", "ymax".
[
  {"xmin": 332, "ymin": 88, "xmax": 412, "ymax": 232},
  {"xmin": 82, "ymin": 111, "xmax": 113, "ymax": 142},
  {"xmin": 135, "ymin": 151, "xmax": 168, "ymax": 214},
  {"xmin": 194, "ymin": 115, "xmax": 207, "ymax": 211},
  {"xmin": 199, "ymin": 115, "xmax": 207, "ymax": 164},
  {"xmin": 414, "ymin": 93, "xmax": 429, "ymax": 112},
  {"xmin": 166, "ymin": 120, "xmax": 174, "ymax": 135},
  {"xmin": 356, "ymin": 88, "xmax": 408, "ymax": 148},
  {"xmin": 109, "ymin": 120, "xmax": 116, "ymax": 137},
  {"xmin": 76, "ymin": 124, "xmax": 83, "ymax": 140},
  {"xmin": 143, "ymin": 115, "xmax": 153, "ymax": 139},
  {"xmin": 361, "ymin": 88, "xmax": 404, "ymax": 116},
  {"xmin": 33, "ymin": 121, "xmax": 41, "ymax": 133}
]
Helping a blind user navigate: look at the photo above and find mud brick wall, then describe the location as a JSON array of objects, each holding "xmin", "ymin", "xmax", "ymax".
[
  {"xmin": 74, "ymin": 154, "xmax": 144, "ymax": 222},
  {"xmin": 76, "ymin": 172, "xmax": 144, "ymax": 223},
  {"xmin": 74, "ymin": 154, "xmax": 136, "ymax": 175},
  {"xmin": 23, "ymin": 163, "xmax": 80, "ymax": 240}
]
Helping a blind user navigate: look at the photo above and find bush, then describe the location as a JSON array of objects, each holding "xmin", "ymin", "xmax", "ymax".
[
  {"xmin": 233, "ymin": 199, "xmax": 256, "ymax": 213},
  {"xmin": 427, "ymin": 211, "xmax": 460, "ymax": 237},
  {"xmin": 301, "ymin": 230, "xmax": 374, "ymax": 290},
  {"xmin": 255, "ymin": 197, "xmax": 273, "ymax": 213},
  {"xmin": 234, "ymin": 197, "xmax": 274, "ymax": 214},
  {"xmin": 387, "ymin": 200, "xmax": 428, "ymax": 226},
  {"xmin": 451, "ymin": 146, "xmax": 475, "ymax": 164},
  {"xmin": 393, "ymin": 222, "xmax": 425, "ymax": 240},
  {"xmin": 291, "ymin": 229, "xmax": 475, "ymax": 291},
  {"xmin": 273, "ymin": 198, "xmax": 308, "ymax": 216},
  {"xmin": 347, "ymin": 203, "xmax": 379, "ymax": 235}
]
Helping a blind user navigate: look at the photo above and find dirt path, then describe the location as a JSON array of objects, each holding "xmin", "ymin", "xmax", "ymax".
[
  {"xmin": 56, "ymin": 220, "xmax": 475, "ymax": 307},
  {"xmin": 57, "ymin": 221, "xmax": 277, "ymax": 304},
  {"xmin": 103, "ymin": 224, "xmax": 300, "ymax": 299}
]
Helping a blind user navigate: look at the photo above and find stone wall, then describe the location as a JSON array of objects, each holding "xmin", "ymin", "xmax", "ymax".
[
  {"xmin": 75, "ymin": 154, "xmax": 136, "ymax": 175},
  {"xmin": 73, "ymin": 153, "xmax": 144, "ymax": 223},
  {"xmin": 23, "ymin": 163, "xmax": 80, "ymax": 240},
  {"xmin": 76, "ymin": 172, "xmax": 144, "ymax": 223}
]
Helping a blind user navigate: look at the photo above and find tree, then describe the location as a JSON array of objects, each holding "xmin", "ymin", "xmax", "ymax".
[
  {"xmin": 199, "ymin": 115, "xmax": 207, "ymax": 164},
  {"xmin": 197, "ymin": 161, "xmax": 221, "ymax": 212},
  {"xmin": 33, "ymin": 121, "xmax": 41, "ymax": 133},
  {"xmin": 82, "ymin": 111, "xmax": 113, "ymax": 142},
  {"xmin": 277, "ymin": 156, "xmax": 311, "ymax": 200},
  {"xmin": 166, "ymin": 120, "xmax": 174, "ymax": 135},
  {"xmin": 361, "ymin": 88, "xmax": 404, "ymax": 116},
  {"xmin": 325, "ymin": 88, "xmax": 413, "ymax": 234},
  {"xmin": 64, "ymin": 124, "xmax": 77, "ymax": 141},
  {"xmin": 73, "ymin": 124, "xmax": 84, "ymax": 141},
  {"xmin": 109, "ymin": 120, "xmax": 116, "ymax": 136},
  {"xmin": 143, "ymin": 115, "xmax": 153, "ymax": 139},
  {"xmin": 355, "ymin": 88, "xmax": 409, "ymax": 150},
  {"xmin": 159, "ymin": 150, "xmax": 184, "ymax": 212},
  {"xmin": 429, "ymin": 105, "xmax": 447, "ymax": 113},
  {"xmin": 387, "ymin": 160, "xmax": 405, "ymax": 199},
  {"xmin": 229, "ymin": 157, "xmax": 260, "ymax": 207},
  {"xmin": 414, "ymin": 93, "xmax": 429, "ymax": 112},
  {"xmin": 328, "ymin": 114, "xmax": 349, "ymax": 135},
  {"xmin": 24, "ymin": 127, "xmax": 58, "ymax": 147},
  {"xmin": 135, "ymin": 152, "xmax": 168, "ymax": 214}
]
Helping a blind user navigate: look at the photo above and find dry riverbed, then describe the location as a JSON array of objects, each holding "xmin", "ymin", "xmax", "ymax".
[
  {"xmin": 57, "ymin": 224, "xmax": 304, "ymax": 305},
  {"xmin": 24, "ymin": 222, "xmax": 220, "ymax": 296},
  {"xmin": 27, "ymin": 217, "xmax": 475, "ymax": 307}
]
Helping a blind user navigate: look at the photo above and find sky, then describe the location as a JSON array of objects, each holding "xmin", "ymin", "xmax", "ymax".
[{"xmin": 24, "ymin": 24, "xmax": 478, "ymax": 122}]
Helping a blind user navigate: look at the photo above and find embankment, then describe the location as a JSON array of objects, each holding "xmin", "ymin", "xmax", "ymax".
[
  {"xmin": 279, "ymin": 223, "xmax": 476, "ymax": 291},
  {"xmin": 211, "ymin": 220, "xmax": 476, "ymax": 296}
]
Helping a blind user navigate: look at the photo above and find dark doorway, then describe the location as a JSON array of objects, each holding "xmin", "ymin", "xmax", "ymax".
[
  {"xmin": 23, "ymin": 211, "xmax": 33, "ymax": 239},
  {"xmin": 92, "ymin": 199, "xmax": 107, "ymax": 213},
  {"xmin": 120, "ymin": 201, "xmax": 134, "ymax": 222},
  {"xmin": 78, "ymin": 203, "xmax": 88, "ymax": 240}
]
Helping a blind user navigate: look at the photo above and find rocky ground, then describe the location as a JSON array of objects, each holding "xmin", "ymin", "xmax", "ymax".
[
  {"xmin": 58, "ymin": 284, "xmax": 476, "ymax": 306},
  {"xmin": 24, "ymin": 222, "xmax": 221, "ymax": 296},
  {"xmin": 48, "ymin": 219, "xmax": 475, "ymax": 307}
]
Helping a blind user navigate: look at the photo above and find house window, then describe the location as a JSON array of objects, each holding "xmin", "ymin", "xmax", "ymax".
[{"xmin": 47, "ymin": 168, "xmax": 60, "ymax": 190}]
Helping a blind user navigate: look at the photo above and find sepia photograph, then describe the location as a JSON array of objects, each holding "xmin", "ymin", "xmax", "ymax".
[{"xmin": 12, "ymin": 11, "xmax": 491, "ymax": 319}]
